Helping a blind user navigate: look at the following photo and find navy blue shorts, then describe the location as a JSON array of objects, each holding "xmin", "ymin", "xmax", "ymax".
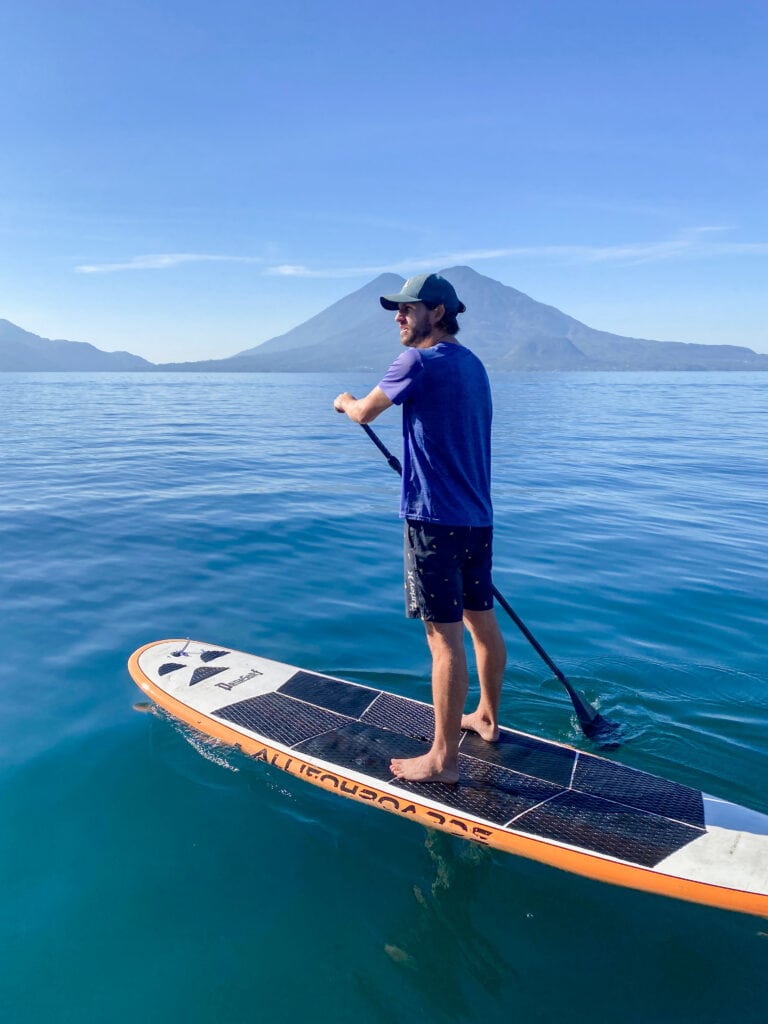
[{"xmin": 403, "ymin": 520, "xmax": 495, "ymax": 622}]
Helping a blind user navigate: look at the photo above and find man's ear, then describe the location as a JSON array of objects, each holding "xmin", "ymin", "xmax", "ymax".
[{"xmin": 429, "ymin": 303, "xmax": 445, "ymax": 325}]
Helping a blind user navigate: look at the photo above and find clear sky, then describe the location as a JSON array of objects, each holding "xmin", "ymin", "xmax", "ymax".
[{"xmin": 1, "ymin": 0, "xmax": 766, "ymax": 362}]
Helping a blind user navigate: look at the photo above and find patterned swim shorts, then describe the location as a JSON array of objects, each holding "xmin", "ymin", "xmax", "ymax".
[{"xmin": 403, "ymin": 519, "xmax": 495, "ymax": 622}]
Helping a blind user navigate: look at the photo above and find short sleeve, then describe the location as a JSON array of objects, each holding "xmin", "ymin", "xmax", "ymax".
[{"xmin": 377, "ymin": 349, "xmax": 424, "ymax": 405}]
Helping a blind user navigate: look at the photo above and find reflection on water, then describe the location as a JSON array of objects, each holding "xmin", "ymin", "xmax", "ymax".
[{"xmin": 380, "ymin": 831, "xmax": 514, "ymax": 1022}]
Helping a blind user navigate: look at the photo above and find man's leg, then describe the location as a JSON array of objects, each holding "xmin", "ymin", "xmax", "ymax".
[
  {"xmin": 390, "ymin": 620, "xmax": 467, "ymax": 783},
  {"xmin": 461, "ymin": 608, "xmax": 506, "ymax": 742}
]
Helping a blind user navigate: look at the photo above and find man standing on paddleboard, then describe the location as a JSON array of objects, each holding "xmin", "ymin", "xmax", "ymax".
[{"xmin": 333, "ymin": 273, "xmax": 507, "ymax": 783}]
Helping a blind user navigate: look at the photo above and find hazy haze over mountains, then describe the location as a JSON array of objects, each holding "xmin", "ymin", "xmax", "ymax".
[{"xmin": 3, "ymin": 267, "xmax": 767, "ymax": 372}]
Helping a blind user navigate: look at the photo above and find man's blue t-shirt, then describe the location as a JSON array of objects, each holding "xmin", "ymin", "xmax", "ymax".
[{"xmin": 377, "ymin": 342, "xmax": 493, "ymax": 526}]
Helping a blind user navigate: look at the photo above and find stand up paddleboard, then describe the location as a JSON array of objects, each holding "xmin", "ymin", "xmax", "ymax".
[{"xmin": 128, "ymin": 639, "xmax": 768, "ymax": 918}]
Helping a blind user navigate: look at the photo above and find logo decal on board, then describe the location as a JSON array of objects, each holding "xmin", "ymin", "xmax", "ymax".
[{"xmin": 215, "ymin": 667, "xmax": 263, "ymax": 691}]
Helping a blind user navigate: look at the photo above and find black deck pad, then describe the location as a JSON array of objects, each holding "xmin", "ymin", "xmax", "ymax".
[
  {"xmin": 214, "ymin": 692, "xmax": 353, "ymax": 748},
  {"xmin": 394, "ymin": 759, "xmax": 566, "ymax": 826},
  {"xmin": 214, "ymin": 674, "xmax": 706, "ymax": 867},
  {"xmin": 460, "ymin": 729, "xmax": 576, "ymax": 788},
  {"xmin": 278, "ymin": 671, "xmax": 379, "ymax": 718},
  {"xmin": 294, "ymin": 721, "xmax": 427, "ymax": 781},
  {"xmin": 295, "ymin": 721, "xmax": 565, "ymax": 825},
  {"xmin": 361, "ymin": 692, "xmax": 436, "ymax": 742},
  {"xmin": 513, "ymin": 790, "xmax": 705, "ymax": 867},
  {"xmin": 573, "ymin": 753, "xmax": 705, "ymax": 828}
]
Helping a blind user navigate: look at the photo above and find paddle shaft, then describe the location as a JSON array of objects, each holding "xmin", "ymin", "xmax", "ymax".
[{"xmin": 359, "ymin": 422, "xmax": 612, "ymax": 737}]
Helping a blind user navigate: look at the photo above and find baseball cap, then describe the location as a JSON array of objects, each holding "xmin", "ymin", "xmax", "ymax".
[{"xmin": 380, "ymin": 273, "xmax": 466, "ymax": 314}]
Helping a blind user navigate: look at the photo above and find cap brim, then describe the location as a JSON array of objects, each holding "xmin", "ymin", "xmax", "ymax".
[
  {"xmin": 380, "ymin": 291, "xmax": 420, "ymax": 310},
  {"xmin": 380, "ymin": 293, "xmax": 466, "ymax": 313}
]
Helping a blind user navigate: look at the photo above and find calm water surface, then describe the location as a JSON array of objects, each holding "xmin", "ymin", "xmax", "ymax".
[{"xmin": 2, "ymin": 371, "xmax": 767, "ymax": 1023}]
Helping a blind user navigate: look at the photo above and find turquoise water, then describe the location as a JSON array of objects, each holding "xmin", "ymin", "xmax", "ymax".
[{"xmin": 2, "ymin": 371, "xmax": 767, "ymax": 1023}]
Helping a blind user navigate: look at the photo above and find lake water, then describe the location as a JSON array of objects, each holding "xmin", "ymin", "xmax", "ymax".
[{"xmin": 2, "ymin": 371, "xmax": 767, "ymax": 1023}]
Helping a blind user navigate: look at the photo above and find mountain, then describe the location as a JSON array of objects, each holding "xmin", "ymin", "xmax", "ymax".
[
  {"xmin": 158, "ymin": 266, "xmax": 768, "ymax": 373},
  {"xmin": 158, "ymin": 273, "xmax": 406, "ymax": 373},
  {"xmin": 0, "ymin": 319, "xmax": 153, "ymax": 371},
  {"xmin": 4, "ymin": 268, "xmax": 767, "ymax": 372}
]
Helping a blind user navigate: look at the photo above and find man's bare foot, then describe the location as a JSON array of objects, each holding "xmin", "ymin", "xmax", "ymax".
[
  {"xmin": 390, "ymin": 753, "xmax": 459, "ymax": 784},
  {"xmin": 461, "ymin": 710, "xmax": 500, "ymax": 743}
]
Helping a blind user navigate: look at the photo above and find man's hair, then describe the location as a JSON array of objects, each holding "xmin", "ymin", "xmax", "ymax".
[{"xmin": 426, "ymin": 304, "xmax": 461, "ymax": 336}]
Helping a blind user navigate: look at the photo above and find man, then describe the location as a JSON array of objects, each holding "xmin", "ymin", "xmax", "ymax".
[{"xmin": 333, "ymin": 272, "xmax": 507, "ymax": 784}]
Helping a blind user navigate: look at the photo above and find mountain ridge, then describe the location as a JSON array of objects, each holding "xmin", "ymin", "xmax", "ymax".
[
  {"xmin": 0, "ymin": 319, "xmax": 152, "ymax": 371},
  {"xmin": 2, "ymin": 267, "xmax": 767, "ymax": 372}
]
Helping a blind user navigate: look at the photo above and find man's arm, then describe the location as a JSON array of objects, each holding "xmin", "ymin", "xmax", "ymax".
[{"xmin": 333, "ymin": 385, "xmax": 393, "ymax": 424}]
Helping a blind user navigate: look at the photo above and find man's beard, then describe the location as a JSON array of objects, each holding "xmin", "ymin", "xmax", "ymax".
[{"xmin": 401, "ymin": 316, "xmax": 432, "ymax": 348}]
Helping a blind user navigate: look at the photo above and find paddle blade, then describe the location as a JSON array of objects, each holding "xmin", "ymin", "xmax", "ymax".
[
  {"xmin": 562, "ymin": 676, "xmax": 623, "ymax": 747},
  {"xmin": 582, "ymin": 712, "xmax": 624, "ymax": 749}
]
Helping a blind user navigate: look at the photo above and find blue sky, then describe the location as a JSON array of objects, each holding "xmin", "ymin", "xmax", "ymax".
[{"xmin": 1, "ymin": 0, "xmax": 766, "ymax": 362}]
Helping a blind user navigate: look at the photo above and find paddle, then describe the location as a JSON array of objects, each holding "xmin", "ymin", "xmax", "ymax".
[{"xmin": 359, "ymin": 422, "xmax": 621, "ymax": 744}]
